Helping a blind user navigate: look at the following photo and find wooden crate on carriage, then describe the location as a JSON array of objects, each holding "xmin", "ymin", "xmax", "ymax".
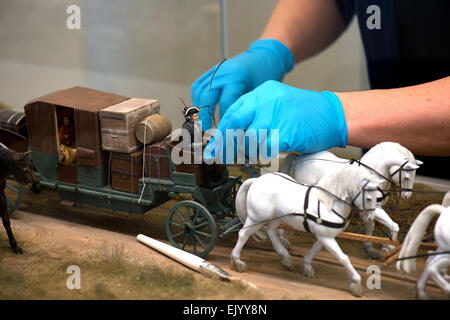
[
  {"xmin": 100, "ymin": 98, "xmax": 160, "ymax": 153},
  {"xmin": 110, "ymin": 150, "xmax": 143, "ymax": 194},
  {"xmin": 144, "ymin": 137, "xmax": 172, "ymax": 180}
]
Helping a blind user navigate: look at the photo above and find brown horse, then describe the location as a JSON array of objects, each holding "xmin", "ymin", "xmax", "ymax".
[{"xmin": 0, "ymin": 145, "xmax": 40, "ymax": 253}]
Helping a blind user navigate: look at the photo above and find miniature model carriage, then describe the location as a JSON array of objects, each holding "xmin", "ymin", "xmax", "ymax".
[{"xmin": 0, "ymin": 86, "xmax": 242, "ymax": 257}]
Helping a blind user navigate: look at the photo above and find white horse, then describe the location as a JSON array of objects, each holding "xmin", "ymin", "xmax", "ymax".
[
  {"xmin": 396, "ymin": 197, "xmax": 450, "ymax": 300},
  {"xmin": 232, "ymin": 164, "xmax": 384, "ymax": 297},
  {"xmin": 280, "ymin": 142, "xmax": 423, "ymax": 259}
]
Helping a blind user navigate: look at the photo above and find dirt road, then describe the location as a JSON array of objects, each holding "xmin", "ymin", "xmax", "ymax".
[{"xmin": 1, "ymin": 186, "xmax": 446, "ymax": 300}]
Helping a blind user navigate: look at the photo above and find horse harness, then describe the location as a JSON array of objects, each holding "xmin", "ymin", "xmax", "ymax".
[
  {"xmin": 300, "ymin": 185, "xmax": 350, "ymax": 233},
  {"xmin": 270, "ymin": 172, "xmax": 374, "ymax": 233},
  {"xmin": 349, "ymin": 159, "xmax": 414, "ymax": 203}
]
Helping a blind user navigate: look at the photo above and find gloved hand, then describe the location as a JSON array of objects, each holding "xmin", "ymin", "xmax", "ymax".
[
  {"xmin": 203, "ymin": 80, "xmax": 348, "ymax": 164},
  {"xmin": 191, "ymin": 39, "xmax": 294, "ymax": 130}
]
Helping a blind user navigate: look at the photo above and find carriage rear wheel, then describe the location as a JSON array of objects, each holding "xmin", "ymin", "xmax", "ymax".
[
  {"xmin": 166, "ymin": 200, "xmax": 216, "ymax": 257},
  {"xmin": 224, "ymin": 180, "xmax": 241, "ymax": 213},
  {"xmin": 5, "ymin": 178, "xmax": 24, "ymax": 215}
]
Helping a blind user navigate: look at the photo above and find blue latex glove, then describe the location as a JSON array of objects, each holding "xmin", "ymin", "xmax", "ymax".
[
  {"xmin": 203, "ymin": 80, "xmax": 348, "ymax": 164},
  {"xmin": 191, "ymin": 39, "xmax": 294, "ymax": 130}
]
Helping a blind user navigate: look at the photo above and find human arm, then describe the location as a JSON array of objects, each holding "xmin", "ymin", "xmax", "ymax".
[
  {"xmin": 203, "ymin": 77, "xmax": 450, "ymax": 164},
  {"xmin": 337, "ymin": 76, "xmax": 450, "ymax": 156},
  {"xmin": 192, "ymin": 0, "xmax": 349, "ymax": 129},
  {"xmin": 260, "ymin": 0, "xmax": 347, "ymax": 63}
]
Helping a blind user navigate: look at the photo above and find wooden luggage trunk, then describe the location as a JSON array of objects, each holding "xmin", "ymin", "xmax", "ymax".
[
  {"xmin": 144, "ymin": 138, "xmax": 172, "ymax": 180},
  {"xmin": 110, "ymin": 150, "xmax": 143, "ymax": 193},
  {"xmin": 100, "ymin": 98, "xmax": 160, "ymax": 153},
  {"xmin": 170, "ymin": 146, "xmax": 205, "ymax": 186},
  {"xmin": 0, "ymin": 110, "xmax": 27, "ymax": 137}
]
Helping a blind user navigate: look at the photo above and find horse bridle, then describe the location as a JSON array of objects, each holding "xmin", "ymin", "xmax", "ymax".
[
  {"xmin": 350, "ymin": 179, "xmax": 378, "ymax": 212},
  {"xmin": 349, "ymin": 159, "xmax": 415, "ymax": 202},
  {"xmin": 389, "ymin": 160, "xmax": 415, "ymax": 192}
]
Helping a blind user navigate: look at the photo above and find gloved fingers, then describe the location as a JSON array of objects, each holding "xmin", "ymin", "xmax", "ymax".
[
  {"xmin": 218, "ymin": 82, "xmax": 248, "ymax": 119},
  {"xmin": 260, "ymin": 128, "xmax": 281, "ymax": 160},
  {"xmin": 234, "ymin": 122, "xmax": 259, "ymax": 164},
  {"xmin": 204, "ymin": 94, "xmax": 256, "ymax": 164}
]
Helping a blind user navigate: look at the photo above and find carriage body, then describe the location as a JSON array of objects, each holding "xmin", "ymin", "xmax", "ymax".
[{"xmin": 1, "ymin": 86, "xmax": 242, "ymax": 256}]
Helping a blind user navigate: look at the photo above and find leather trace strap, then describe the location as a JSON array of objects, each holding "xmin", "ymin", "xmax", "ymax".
[
  {"xmin": 270, "ymin": 172, "xmax": 355, "ymax": 208},
  {"xmin": 302, "ymin": 186, "xmax": 313, "ymax": 232},
  {"xmin": 238, "ymin": 172, "xmax": 371, "ymax": 233},
  {"xmin": 299, "ymin": 185, "xmax": 349, "ymax": 233}
]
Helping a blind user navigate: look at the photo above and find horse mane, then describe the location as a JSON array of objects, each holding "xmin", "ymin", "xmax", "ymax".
[
  {"xmin": 316, "ymin": 163, "xmax": 377, "ymax": 211},
  {"xmin": 363, "ymin": 142, "xmax": 415, "ymax": 165}
]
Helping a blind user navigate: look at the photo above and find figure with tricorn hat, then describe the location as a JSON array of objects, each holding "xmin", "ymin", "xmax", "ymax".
[{"xmin": 181, "ymin": 105, "xmax": 222, "ymax": 189}]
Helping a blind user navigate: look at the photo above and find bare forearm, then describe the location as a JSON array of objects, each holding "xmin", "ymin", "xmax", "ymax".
[
  {"xmin": 336, "ymin": 77, "xmax": 450, "ymax": 156},
  {"xmin": 260, "ymin": 0, "xmax": 346, "ymax": 63}
]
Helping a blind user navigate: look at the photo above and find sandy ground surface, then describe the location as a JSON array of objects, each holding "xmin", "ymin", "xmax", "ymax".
[{"xmin": 1, "ymin": 184, "xmax": 447, "ymax": 300}]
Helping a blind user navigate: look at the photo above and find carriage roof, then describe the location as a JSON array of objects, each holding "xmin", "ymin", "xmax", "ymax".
[
  {"xmin": 24, "ymin": 86, "xmax": 130, "ymax": 166},
  {"xmin": 25, "ymin": 86, "xmax": 129, "ymax": 112}
]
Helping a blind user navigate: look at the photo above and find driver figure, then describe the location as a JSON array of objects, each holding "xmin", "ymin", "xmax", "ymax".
[{"xmin": 182, "ymin": 106, "xmax": 221, "ymax": 189}]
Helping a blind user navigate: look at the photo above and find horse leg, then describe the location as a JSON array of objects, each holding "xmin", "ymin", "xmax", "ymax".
[
  {"xmin": 249, "ymin": 226, "xmax": 290, "ymax": 250},
  {"xmin": 250, "ymin": 226, "xmax": 268, "ymax": 243},
  {"xmin": 277, "ymin": 228, "xmax": 291, "ymax": 250},
  {"xmin": 373, "ymin": 208, "xmax": 399, "ymax": 254},
  {"xmin": 266, "ymin": 221, "xmax": 294, "ymax": 270},
  {"xmin": 428, "ymin": 256, "xmax": 450, "ymax": 297},
  {"xmin": 414, "ymin": 253, "xmax": 444, "ymax": 300},
  {"xmin": 230, "ymin": 219, "xmax": 262, "ymax": 273},
  {"xmin": 0, "ymin": 192, "xmax": 22, "ymax": 254},
  {"xmin": 415, "ymin": 263, "xmax": 432, "ymax": 300},
  {"xmin": 360, "ymin": 211, "xmax": 380, "ymax": 260},
  {"xmin": 317, "ymin": 236, "xmax": 363, "ymax": 297},
  {"xmin": 301, "ymin": 240, "xmax": 323, "ymax": 278}
]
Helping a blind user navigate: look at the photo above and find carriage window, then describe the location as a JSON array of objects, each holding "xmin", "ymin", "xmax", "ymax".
[{"xmin": 56, "ymin": 107, "xmax": 77, "ymax": 164}]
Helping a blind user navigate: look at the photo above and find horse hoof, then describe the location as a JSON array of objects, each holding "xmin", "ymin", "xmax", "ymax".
[
  {"xmin": 12, "ymin": 246, "xmax": 23, "ymax": 254},
  {"xmin": 281, "ymin": 255, "xmax": 295, "ymax": 270},
  {"xmin": 414, "ymin": 286, "xmax": 430, "ymax": 300},
  {"xmin": 301, "ymin": 261, "xmax": 315, "ymax": 278},
  {"xmin": 231, "ymin": 257, "xmax": 248, "ymax": 273},
  {"xmin": 415, "ymin": 291, "xmax": 430, "ymax": 300},
  {"xmin": 365, "ymin": 247, "xmax": 381, "ymax": 260},
  {"xmin": 350, "ymin": 283, "xmax": 364, "ymax": 297}
]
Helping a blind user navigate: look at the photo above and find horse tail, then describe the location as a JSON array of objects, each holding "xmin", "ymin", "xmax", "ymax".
[
  {"xmin": 236, "ymin": 178, "xmax": 257, "ymax": 223},
  {"xmin": 443, "ymin": 191, "xmax": 450, "ymax": 207},
  {"xmin": 280, "ymin": 153, "xmax": 298, "ymax": 176},
  {"xmin": 396, "ymin": 204, "xmax": 446, "ymax": 274}
]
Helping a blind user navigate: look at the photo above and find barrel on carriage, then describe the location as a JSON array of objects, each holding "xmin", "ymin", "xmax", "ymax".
[{"xmin": 1, "ymin": 86, "xmax": 242, "ymax": 257}]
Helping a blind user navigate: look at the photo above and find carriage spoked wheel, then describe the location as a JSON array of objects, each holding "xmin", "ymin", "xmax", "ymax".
[
  {"xmin": 5, "ymin": 178, "xmax": 24, "ymax": 215},
  {"xmin": 224, "ymin": 180, "xmax": 241, "ymax": 213},
  {"xmin": 166, "ymin": 200, "xmax": 217, "ymax": 257}
]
